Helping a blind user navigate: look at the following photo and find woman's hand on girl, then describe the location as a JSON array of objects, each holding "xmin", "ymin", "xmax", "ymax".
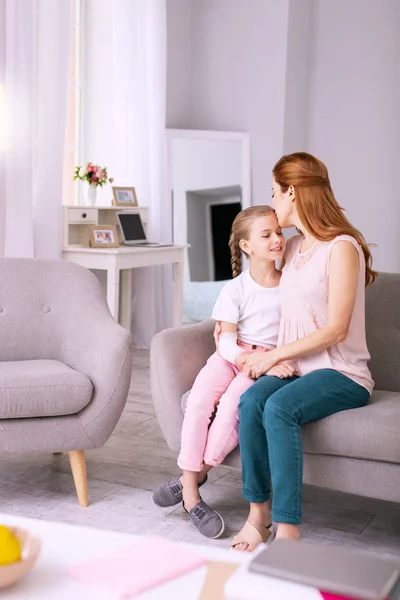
[
  {"xmin": 243, "ymin": 352, "xmax": 297, "ymax": 379},
  {"xmin": 267, "ymin": 363, "xmax": 297, "ymax": 379},
  {"xmin": 243, "ymin": 351, "xmax": 279, "ymax": 379},
  {"xmin": 234, "ymin": 352, "xmax": 253, "ymax": 371}
]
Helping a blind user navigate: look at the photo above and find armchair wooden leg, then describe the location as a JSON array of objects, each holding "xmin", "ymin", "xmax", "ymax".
[{"xmin": 68, "ymin": 450, "xmax": 89, "ymax": 507}]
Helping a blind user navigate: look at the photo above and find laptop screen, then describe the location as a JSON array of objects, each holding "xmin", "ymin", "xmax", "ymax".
[{"xmin": 118, "ymin": 213, "xmax": 146, "ymax": 241}]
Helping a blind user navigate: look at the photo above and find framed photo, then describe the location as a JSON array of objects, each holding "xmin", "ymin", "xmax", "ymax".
[
  {"xmin": 88, "ymin": 225, "xmax": 119, "ymax": 248},
  {"xmin": 112, "ymin": 186, "xmax": 138, "ymax": 207}
]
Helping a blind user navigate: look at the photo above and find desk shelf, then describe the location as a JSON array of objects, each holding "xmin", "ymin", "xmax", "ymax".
[{"xmin": 63, "ymin": 205, "xmax": 149, "ymax": 248}]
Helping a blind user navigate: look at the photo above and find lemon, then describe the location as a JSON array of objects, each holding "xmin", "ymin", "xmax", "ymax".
[{"xmin": 0, "ymin": 526, "xmax": 22, "ymax": 566}]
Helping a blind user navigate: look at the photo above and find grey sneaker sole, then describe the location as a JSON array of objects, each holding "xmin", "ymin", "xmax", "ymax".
[{"xmin": 209, "ymin": 510, "xmax": 225, "ymax": 539}]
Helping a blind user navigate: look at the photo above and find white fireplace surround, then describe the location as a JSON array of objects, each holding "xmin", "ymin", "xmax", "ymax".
[{"xmin": 167, "ymin": 129, "xmax": 251, "ymax": 283}]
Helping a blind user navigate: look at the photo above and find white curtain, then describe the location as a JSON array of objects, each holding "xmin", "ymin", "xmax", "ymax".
[
  {"xmin": 1, "ymin": 0, "xmax": 73, "ymax": 258},
  {"xmin": 83, "ymin": 0, "xmax": 172, "ymax": 347}
]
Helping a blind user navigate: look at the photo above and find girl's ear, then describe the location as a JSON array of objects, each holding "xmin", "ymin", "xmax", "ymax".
[
  {"xmin": 288, "ymin": 184, "xmax": 295, "ymax": 201},
  {"xmin": 239, "ymin": 239, "xmax": 248, "ymax": 254}
]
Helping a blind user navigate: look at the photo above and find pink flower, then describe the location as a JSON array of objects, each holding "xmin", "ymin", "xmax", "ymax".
[{"xmin": 74, "ymin": 162, "xmax": 113, "ymax": 186}]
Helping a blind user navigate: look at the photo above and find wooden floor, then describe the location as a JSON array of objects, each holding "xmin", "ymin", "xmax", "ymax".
[{"xmin": 1, "ymin": 349, "xmax": 399, "ymax": 560}]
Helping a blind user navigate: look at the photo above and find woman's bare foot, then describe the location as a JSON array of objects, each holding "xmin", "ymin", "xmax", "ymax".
[
  {"xmin": 233, "ymin": 502, "xmax": 272, "ymax": 552},
  {"xmin": 276, "ymin": 523, "xmax": 300, "ymax": 540}
]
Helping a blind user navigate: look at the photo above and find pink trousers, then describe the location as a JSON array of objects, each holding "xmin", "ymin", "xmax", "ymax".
[{"xmin": 177, "ymin": 344, "xmax": 269, "ymax": 472}]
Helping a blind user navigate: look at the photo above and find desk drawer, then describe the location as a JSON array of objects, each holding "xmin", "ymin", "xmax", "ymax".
[{"xmin": 68, "ymin": 208, "xmax": 98, "ymax": 224}]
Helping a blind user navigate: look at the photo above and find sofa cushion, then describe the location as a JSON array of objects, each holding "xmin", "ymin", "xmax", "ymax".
[
  {"xmin": 302, "ymin": 390, "xmax": 400, "ymax": 463},
  {"xmin": 181, "ymin": 389, "xmax": 400, "ymax": 464},
  {"xmin": 0, "ymin": 360, "xmax": 93, "ymax": 419}
]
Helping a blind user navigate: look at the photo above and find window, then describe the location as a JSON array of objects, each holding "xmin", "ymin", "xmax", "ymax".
[{"xmin": 62, "ymin": 0, "xmax": 82, "ymax": 206}]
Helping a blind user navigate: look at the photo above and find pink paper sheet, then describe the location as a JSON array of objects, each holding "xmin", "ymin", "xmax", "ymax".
[
  {"xmin": 321, "ymin": 594, "xmax": 360, "ymax": 600},
  {"xmin": 320, "ymin": 593, "xmax": 388, "ymax": 600},
  {"xmin": 68, "ymin": 535, "xmax": 207, "ymax": 598}
]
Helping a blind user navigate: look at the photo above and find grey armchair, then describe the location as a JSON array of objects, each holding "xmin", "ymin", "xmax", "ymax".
[
  {"xmin": 151, "ymin": 273, "xmax": 400, "ymax": 504},
  {"xmin": 0, "ymin": 258, "xmax": 133, "ymax": 506}
]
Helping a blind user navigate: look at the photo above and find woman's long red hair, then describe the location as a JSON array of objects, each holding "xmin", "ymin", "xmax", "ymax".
[{"xmin": 273, "ymin": 152, "xmax": 377, "ymax": 285}]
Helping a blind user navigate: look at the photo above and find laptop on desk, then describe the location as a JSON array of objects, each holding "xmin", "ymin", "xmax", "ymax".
[{"xmin": 117, "ymin": 212, "xmax": 173, "ymax": 247}]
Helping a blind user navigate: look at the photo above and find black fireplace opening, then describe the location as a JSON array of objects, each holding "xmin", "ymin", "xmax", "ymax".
[{"xmin": 210, "ymin": 202, "xmax": 241, "ymax": 281}]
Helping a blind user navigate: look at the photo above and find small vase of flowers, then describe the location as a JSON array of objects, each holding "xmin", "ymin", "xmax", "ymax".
[{"xmin": 74, "ymin": 163, "xmax": 114, "ymax": 207}]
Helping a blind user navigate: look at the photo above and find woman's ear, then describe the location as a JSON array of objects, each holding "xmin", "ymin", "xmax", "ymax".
[{"xmin": 288, "ymin": 185, "xmax": 295, "ymax": 201}]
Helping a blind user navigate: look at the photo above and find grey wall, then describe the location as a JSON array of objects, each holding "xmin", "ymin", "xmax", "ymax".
[
  {"xmin": 166, "ymin": 0, "xmax": 193, "ymax": 127},
  {"xmin": 167, "ymin": 0, "xmax": 290, "ymax": 206},
  {"xmin": 283, "ymin": 0, "xmax": 313, "ymax": 154},
  {"xmin": 307, "ymin": 0, "xmax": 400, "ymax": 272},
  {"xmin": 167, "ymin": 0, "xmax": 400, "ymax": 272}
]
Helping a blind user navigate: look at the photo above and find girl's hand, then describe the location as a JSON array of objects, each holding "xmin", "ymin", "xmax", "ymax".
[
  {"xmin": 243, "ymin": 351, "xmax": 279, "ymax": 379},
  {"xmin": 234, "ymin": 351, "xmax": 253, "ymax": 372},
  {"xmin": 267, "ymin": 362, "xmax": 297, "ymax": 379},
  {"xmin": 213, "ymin": 321, "xmax": 222, "ymax": 349}
]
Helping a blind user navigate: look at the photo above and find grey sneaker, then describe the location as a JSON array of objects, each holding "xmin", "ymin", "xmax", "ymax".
[
  {"xmin": 184, "ymin": 498, "xmax": 225, "ymax": 539},
  {"xmin": 152, "ymin": 474, "xmax": 208, "ymax": 508}
]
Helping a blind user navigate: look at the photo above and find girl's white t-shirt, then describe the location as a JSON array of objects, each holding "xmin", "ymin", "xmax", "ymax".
[{"xmin": 211, "ymin": 269, "xmax": 281, "ymax": 348}]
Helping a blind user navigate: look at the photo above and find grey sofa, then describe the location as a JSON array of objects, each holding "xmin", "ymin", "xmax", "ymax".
[
  {"xmin": 0, "ymin": 258, "xmax": 132, "ymax": 506},
  {"xmin": 151, "ymin": 272, "xmax": 400, "ymax": 504}
]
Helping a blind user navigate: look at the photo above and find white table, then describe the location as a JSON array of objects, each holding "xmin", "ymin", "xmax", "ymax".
[
  {"xmin": 0, "ymin": 514, "xmax": 321, "ymax": 600},
  {"xmin": 61, "ymin": 245, "xmax": 186, "ymax": 329}
]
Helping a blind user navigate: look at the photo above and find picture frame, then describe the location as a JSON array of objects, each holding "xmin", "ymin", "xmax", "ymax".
[
  {"xmin": 88, "ymin": 224, "xmax": 120, "ymax": 248},
  {"xmin": 112, "ymin": 186, "xmax": 138, "ymax": 207}
]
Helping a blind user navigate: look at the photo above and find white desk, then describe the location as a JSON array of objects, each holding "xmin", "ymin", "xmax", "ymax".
[
  {"xmin": 61, "ymin": 245, "xmax": 186, "ymax": 329},
  {"xmin": 0, "ymin": 513, "xmax": 320, "ymax": 600},
  {"xmin": 61, "ymin": 205, "xmax": 186, "ymax": 329}
]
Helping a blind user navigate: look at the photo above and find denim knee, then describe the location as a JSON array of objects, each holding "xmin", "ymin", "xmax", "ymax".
[
  {"xmin": 238, "ymin": 381, "xmax": 266, "ymax": 417},
  {"xmin": 263, "ymin": 395, "xmax": 295, "ymax": 429}
]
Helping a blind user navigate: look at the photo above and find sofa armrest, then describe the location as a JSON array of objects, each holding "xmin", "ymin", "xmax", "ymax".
[
  {"xmin": 150, "ymin": 320, "xmax": 215, "ymax": 452},
  {"xmin": 59, "ymin": 311, "xmax": 133, "ymax": 447}
]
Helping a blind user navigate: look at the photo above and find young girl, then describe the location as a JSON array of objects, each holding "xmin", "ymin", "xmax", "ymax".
[{"xmin": 152, "ymin": 206, "xmax": 295, "ymax": 539}]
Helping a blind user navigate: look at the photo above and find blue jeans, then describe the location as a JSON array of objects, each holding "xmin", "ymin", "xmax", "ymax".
[{"xmin": 238, "ymin": 369, "xmax": 370, "ymax": 524}]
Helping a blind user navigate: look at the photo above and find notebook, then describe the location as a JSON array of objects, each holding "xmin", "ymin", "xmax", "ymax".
[
  {"xmin": 249, "ymin": 540, "xmax": 399, "ymax": 600},
  {"xmin": 68, "ymin": 535, "xmax": 207, "ymax": 598}
]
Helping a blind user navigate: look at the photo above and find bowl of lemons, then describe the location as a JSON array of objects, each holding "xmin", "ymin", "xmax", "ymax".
[{"xmin": 0, "ymin": 525, "xmax": 41, "ymax": 589}]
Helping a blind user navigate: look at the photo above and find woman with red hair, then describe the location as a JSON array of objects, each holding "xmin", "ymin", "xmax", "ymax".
[{"xmin": 231, "ymin": 152, "xmax": 376, "ymax": 552}]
